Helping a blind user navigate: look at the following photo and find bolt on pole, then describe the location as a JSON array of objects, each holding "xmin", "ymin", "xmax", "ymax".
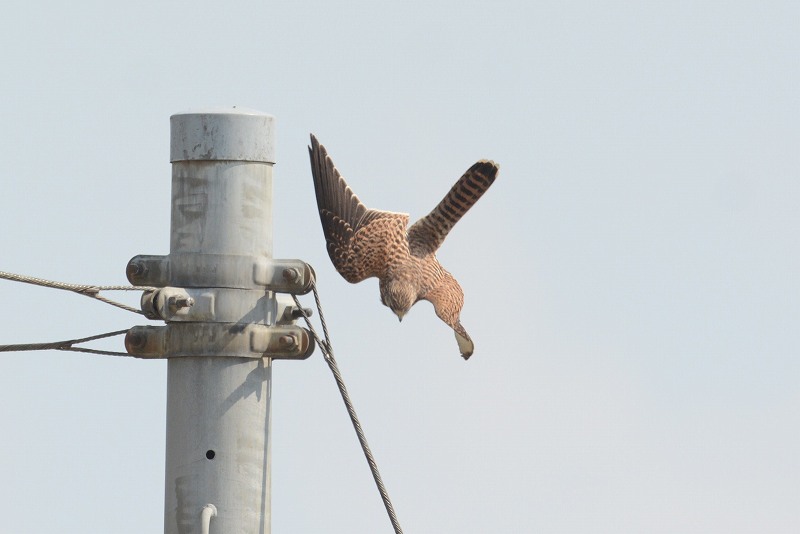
[{"xmin": 125, "ymin": 108, "xmax": 314, "ymax": 533}]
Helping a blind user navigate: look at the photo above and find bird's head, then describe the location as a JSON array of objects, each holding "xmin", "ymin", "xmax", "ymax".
[{"xmin": 380, "ymin": 280, "xmax": 417, "ymax": 322}]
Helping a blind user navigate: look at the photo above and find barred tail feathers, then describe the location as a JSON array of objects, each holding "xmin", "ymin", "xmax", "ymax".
[{"xmin": 408, "ymin": 160, "xmax": 498, "ymax": 255}]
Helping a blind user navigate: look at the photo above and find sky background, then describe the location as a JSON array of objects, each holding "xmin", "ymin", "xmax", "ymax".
[{"xmin": 1, "ymin": 1, "xmax": 798, "ymax": 532}]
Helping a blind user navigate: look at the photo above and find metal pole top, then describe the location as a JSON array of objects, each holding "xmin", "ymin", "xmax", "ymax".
[{"xmin": 170, "ymin": 107, "xmax": 276, "ymax": 163}]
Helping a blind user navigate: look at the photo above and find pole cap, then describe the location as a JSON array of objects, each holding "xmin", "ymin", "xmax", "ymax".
[{"xmin": 170, "ymin": 107, "xmax": 276, "ymax": 163}]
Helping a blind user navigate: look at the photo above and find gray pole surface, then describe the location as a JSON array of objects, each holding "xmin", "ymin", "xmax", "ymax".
[{"xmin": 164, "ymin": 109, "xmax": 276, "ymax": 534}]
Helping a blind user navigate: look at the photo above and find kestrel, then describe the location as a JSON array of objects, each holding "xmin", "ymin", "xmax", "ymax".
[{"xmin": 308, "ymin": 134, "xmax": 498, "ymax": 359}]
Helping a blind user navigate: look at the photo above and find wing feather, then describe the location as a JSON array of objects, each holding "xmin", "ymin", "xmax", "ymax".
[{"xmin": 308, "ymin": 134, "xmax": 409, "ymax": 283}]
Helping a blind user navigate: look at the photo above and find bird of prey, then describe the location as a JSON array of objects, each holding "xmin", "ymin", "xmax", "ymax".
[{"xmin": 308, "ymin": 134, "xmax": 498, "ymax": 359}]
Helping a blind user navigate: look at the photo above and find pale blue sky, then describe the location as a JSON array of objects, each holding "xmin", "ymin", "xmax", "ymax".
[{"xmin": 1, "ymin": 1, "xmax": 798, "ymax": 532}]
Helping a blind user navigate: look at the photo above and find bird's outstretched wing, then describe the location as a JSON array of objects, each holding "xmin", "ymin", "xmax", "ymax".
[
  {"xmin": 309, "ymin": 134, "xmax": 409, "ymax": 283},
  {"xmin": 408, "ymin": 160, "xmax": 499, "ymax": 257}
]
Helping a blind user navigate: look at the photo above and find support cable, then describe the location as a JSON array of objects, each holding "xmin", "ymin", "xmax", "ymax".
[
  {"xmin": 293, "ymin": 283, "xmax": 404, "ymax": 534},
  {"xmin": 0, "ymin": 329, "xmax": 130, "ymax": 357},
  {"xmin": 0, "ymin": 270, "xmax": 154, "ymax": 315}
]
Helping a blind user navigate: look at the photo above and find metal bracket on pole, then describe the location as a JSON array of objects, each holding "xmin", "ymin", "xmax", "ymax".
[
  {"xmin": 127, "ymin": 254, "xmax": 315, "ymax": 294},
  {"xmin": 126, "ymin": 254, "xmax": 316, "ymax": 360},
  {"xmin": 125, "ymin": 323, "xmax": 313, "ymax": 360},
  {"xmin": 136, "ymin": 286, "xmax": 311, "ymax": 323}
]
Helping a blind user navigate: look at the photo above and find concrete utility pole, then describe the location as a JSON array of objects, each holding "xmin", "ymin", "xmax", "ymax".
[{"xmin": 125, "ymin": 109, "xmax": 314, "ymax": 534}]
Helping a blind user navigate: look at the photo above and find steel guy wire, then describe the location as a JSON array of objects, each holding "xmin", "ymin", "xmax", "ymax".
[
  {"xmin": 0, "ymin": 329, "xmax": 130, "ymax": 356},
  {"xmin": 0, "ymin": 269, "xmax": 154, "ymax": 315},
  {"xmin": 293, "ymin": 283, "xmax": 404, "ymax": 534}
]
